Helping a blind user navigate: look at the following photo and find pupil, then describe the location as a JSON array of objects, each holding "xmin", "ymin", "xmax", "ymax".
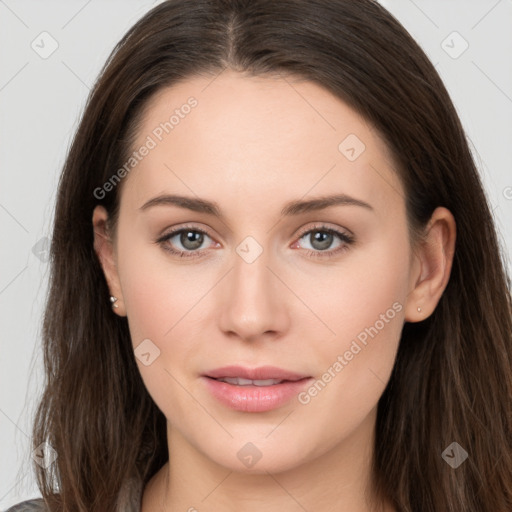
[
  {"xmin": 311, "ymin": 231, "xmax": 332, "ymax": 250},
  {"xmin": 181, "ymin": 231, "xmax": 203, "ymax": 250}
]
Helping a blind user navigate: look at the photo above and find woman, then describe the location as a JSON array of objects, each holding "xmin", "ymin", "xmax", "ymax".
[{"xmin": 8, "ymin": 0, "xmax": 512, "ymax": 511}]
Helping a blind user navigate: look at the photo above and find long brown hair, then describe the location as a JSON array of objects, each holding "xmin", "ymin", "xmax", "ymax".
[{"xmin": 33, "ymin": 1, "xmax": 512, "ymax": 510}]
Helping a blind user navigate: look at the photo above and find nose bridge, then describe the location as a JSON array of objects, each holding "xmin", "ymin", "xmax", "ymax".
[
  {"xmin": 232, "ymin": 245, "xmax": 271, "ymax": 300},
  {"xmin": 218, "ymin": 239, "xmax": 289, "ymax": 340}
]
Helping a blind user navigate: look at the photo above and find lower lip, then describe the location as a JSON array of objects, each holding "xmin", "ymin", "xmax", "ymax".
[{"xmin": 202, "ymin": 376, "xmax": 313, "ymax": 412}]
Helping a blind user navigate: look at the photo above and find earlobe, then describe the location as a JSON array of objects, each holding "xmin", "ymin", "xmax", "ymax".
[
  {"xmin": 92, "ymin": 205, "xmax": 126, "ymax": 317},
  {"xmin": 404, "ymin": 207, "xmax": 456, "ymax": 322}
]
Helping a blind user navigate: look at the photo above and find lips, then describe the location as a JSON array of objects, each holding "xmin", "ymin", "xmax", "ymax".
[{"xmin": 202, "ymin": 365, "xmax": 313, "ymax": 412}]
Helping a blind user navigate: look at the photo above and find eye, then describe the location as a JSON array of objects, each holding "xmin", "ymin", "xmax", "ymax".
[
  {"xmin": 156, "ymin": 225, "xmax": 216, "ymax": 259},
  {"xmin": 293, "ymin": 224, "xmax": 355, "ymax": 259}
]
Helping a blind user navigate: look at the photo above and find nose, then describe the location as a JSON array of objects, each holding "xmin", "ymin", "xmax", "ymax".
[{"xmin": 218, "ymin": 247, "xmax": 290, "ymax": 343}]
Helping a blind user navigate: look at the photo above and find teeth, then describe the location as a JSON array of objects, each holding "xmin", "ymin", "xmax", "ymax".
[{"xmin": 218, "ymin": 377, "xmax": 283, "ymax": 386}]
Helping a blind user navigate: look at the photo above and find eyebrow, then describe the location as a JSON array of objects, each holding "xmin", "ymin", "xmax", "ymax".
[{"xmin": 139, "ymin": 193, "xmax": 374, "ymax": 217}]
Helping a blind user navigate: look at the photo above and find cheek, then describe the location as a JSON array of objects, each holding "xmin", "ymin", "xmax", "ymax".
[
  {"xmin": 294, "ymin": 223, "xmax": 409, "ymax": 344},
  {"xmin": 298, "ymin": 233, "xmax": 409, "ymax": 420},
  {"xmin": 116, "ymin": 239, "xmax": 213, "ymax": 416},
  {"xmin": 116, "ymin": 229, "xmax": 212, "ymax": 343}
]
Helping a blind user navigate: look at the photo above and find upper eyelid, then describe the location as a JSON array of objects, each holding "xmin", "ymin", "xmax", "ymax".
[{"xmin": 296, "ymin": 223, "xmax": 353, "ymax": 237}]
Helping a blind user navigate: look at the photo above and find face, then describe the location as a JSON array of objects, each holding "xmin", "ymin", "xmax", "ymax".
[{"xmin": 98, "ymin": 70, "xmax": 419, "ymax": 475}]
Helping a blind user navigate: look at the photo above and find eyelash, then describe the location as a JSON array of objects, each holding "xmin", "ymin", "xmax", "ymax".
[{"xmin": 155, "ymin": 223, "xmax": 355, "ymax": 260}]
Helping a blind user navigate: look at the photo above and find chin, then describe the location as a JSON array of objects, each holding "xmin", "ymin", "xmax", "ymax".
[{"xmin": 202, "ymin": 436, "xmax": 314, "ymax": 475}]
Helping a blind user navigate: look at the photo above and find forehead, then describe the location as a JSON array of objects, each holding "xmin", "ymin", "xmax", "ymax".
[{"xmin": 123, "ymin": 70, "xmax": 405, "ymax": 218}]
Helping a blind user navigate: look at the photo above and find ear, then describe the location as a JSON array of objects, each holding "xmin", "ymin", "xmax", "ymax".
[
  {"xmin": 404, "ymin": 206, "xmax": 456, "ymax": 322},
  {"xmin": 92, "ymin": 205, "xmax": 126, "ymax": 317}
]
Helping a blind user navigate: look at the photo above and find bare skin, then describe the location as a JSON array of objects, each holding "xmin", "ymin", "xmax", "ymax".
[{"xmin": 93, "ymin": 69, "xmax": 456, "ymax": 512}]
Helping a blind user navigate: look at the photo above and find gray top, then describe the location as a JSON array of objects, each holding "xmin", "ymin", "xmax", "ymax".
[
  {"xmin": 4, "ymin": 500, "xmax": 48, "ymax": 512},
  {"xmin": 4, "ymin": 476, "xmax": 143, "ymax": 512}
]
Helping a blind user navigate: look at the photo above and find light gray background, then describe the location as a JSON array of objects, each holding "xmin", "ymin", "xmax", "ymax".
[{"xmin": 1, "ymin": 0, "xmax": 511, "ymax": 508}]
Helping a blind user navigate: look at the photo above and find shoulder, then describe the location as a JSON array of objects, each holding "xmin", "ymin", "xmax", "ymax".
[
  {"xmin": 3, "ymin": 476, "xmax": 143, "ymax": 512},
  {"xmin": 4, "ymin": 498, "xmax": 48, "ymax": 511}
]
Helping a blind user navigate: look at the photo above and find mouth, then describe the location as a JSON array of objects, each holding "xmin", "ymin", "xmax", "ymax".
[{"xmin": 202, "ymin": 365, "xmax": 313, "ymax": 412}]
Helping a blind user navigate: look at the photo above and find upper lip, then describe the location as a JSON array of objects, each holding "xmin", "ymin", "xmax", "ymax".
[{"xmin": 204, "ymin": 365, "xmax": 310, "ymax": 382}]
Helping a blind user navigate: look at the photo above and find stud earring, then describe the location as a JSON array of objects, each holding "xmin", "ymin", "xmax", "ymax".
[
  {"xmin": 417, "ymin": 306, "xmax": 422, "ymax": 312},
  {"xmin": 110, "ymin": 296, "xmax": 119, "ymax": 309}
]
